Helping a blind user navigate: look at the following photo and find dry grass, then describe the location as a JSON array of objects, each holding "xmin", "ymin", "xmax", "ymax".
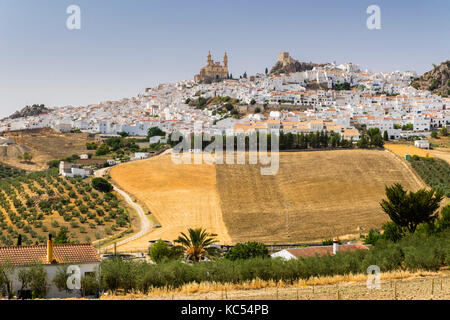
[
  {"xmin": 109, "ymin": 154, "xmax": 232, "ymax": 250},
  {"xmin": 216, "ymin": 150, "xmax": 424, "ymax": 243},
  {"xmin": 109, "ymin": 149, "xmax": 424, "ymax": 250},
  {"xmin": 384, "ymin": 143, "xmax": 434, "ymax": 159},
  {"xmin": 0, "ymin": 128, "xmax": 91, "ymax": 171},
  {"xmin": 102, "ymin": 270, "xmax": 450, "ymax": 300}
]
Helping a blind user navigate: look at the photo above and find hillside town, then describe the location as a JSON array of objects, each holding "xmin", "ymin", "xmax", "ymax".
[{"xmin": 1, "ymin": 52, "xmax": 449, "ymax": 143}]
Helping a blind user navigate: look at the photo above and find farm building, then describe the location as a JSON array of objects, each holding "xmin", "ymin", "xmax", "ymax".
[
  {"xmin": 59, "ymin": 161, "xmax": 93, "ymax": 178},
  {"xmin": 414, "ymin": 140, "xmax": 430, "ymax": 149},
  {"xmin": 271, "ymin": 242, "xmax": 370, "ymax": 260},
  {"xmin": 0, "ymin": 235, "xmax": 101, "ymax": 298}
]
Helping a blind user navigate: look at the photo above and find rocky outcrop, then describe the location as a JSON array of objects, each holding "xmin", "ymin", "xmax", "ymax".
[
  {"xmin": 8, "ymin": 104, "xmax": 50, "ymax": 119},
  {"xmin": 411, "ymin": 61, "xmax": 450, "ymax": 96},
  {"xmin": 270, "ymin": 52, "xmax": 325, "ymax": 75}
]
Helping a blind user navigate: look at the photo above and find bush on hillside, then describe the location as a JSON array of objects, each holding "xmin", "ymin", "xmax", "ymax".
[
  {"xmin": 91, "ymin": 177, "xmax": 113, "ymax": 193},
  {"xmin": 225, "ymin": 241, "xmax": 269, "ymax": 260}
]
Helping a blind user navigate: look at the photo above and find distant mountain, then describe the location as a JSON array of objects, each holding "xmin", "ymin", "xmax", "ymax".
[
  {"xmin": 411, "ymin": 60, "xmax": 450, "ymax": 97},
  {"xmin": 270, "ymin": 52, "xmax": 326, "ymax": 75},
  {"xmin": 9, "ymin": 104, "xmax": 50, "ymax": 119}
]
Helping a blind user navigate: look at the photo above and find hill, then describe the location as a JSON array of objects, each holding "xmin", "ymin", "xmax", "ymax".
[
  {"xmin": 8, "ymin": 104, "xmax": 51, "ymax": 119},
  {"xmin": 270, "ymin": 52, "xmax": 325, "ymax": 75},
  {"xmin": 411, "ymin": 60, "xmax": 450, "ymax": 96},
  {"xmin": 0, "ymin": 169, "xmax": 132, "ymax": 246},
  {"xmin": 0, "ymin": 128, "xmax": 92, "ymax": 171},
  {"xmin": 109, "ymin": 149, "xmax": 424, "ymax": 249}
]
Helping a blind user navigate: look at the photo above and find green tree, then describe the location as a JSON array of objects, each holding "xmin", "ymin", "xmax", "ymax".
[
  {"xmin": 174, "ymin": 228, "xmax": 218, "ymax": 262},
  {"xmin": 52, "ymin": 266, "xmax": 70, "ymax": 293},
  {"xmin": 149, "ymin": 240, "xmax": 183, "ymax": 263},
  {"xmin": 381, "ymin": 221, "xmax": 405, "ymax": 242},
  {"xmin": 149, "ymin": 240, "xmax": 171, "ymax": 263},
  {"xmin": 28, "ymin": 263, "xmax": 48, "ymax": 299},
  {"xmin": 437, "ymin": 205, "xmax": 450, "ymax": 231},
  {"xmin": 92, "ymin": 177, "xmax": 113, "ymax": 193},
  {"xmin": 380, "ymin": 183, "xmax": 443, "ymax": 233},
  {"xmin": 95, "ymin": 143, "xmax": 110, "ymax": 156},
  {"xmin": 383, "ymin": 130, "xmax": 389, "ymax": 141},
  {"xmin": 147, "ymin": 127, "xmax": 166, "ymax": 139},
  {"xmin": 265, "ymin": 67, "xmax": 268, "ymax": 75},
  {"xmin": 431, "ymin": 131, "xmax": 438, "ymax": 139},
  {"xmin": 357, "ymin": 133, "xmax": 369, "ymax": 148},
  {"xmin": 225, "ymin": 242, "xmax": 268, "ymax": 260},
  {"xmin": 0, "ymin": 261, "xmax": 13, "ymax": 298},
  {"xmin": 55, "ymin": 227, "xmax": 71, "ymax": 244},
  {"xmin": 439, "ymin": 127, "xmax": 448, "ymax": 136}
]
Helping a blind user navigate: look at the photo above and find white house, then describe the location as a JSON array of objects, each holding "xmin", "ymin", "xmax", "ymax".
[
  {"xmin": 80, "ymin": 154, "xmax": 89, "ymax": 160},
  {"xmin": 134, "ymin": 152, "xmax": 150, "ymax": 160},
  {"xmin": 0, "ymin": 236, "xmax": 101, "ymax": 298},
  {"xmin": 59, "ymin": 161, "xmax": 93, "ymax": 178},
  {"xmin": 414, "ymin": 139, "xmax": 430, "ymax": 149}
]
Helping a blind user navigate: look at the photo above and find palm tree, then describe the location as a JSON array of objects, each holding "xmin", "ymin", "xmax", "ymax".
[{"xmin": 174, "ymin": 228, "xmax": 218, "ymax": 262}]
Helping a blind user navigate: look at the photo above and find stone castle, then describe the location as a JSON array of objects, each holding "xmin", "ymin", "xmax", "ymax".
[
  {"xmin": 194, "ymin": 51, "xmax": 229, "ymax": 83},
  {"xmin": 277, "ymin": 52, "xmax": 296, "ymax": 67}
]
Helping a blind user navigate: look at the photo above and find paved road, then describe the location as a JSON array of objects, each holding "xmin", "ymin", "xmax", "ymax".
[{"xmin": 94, "ymin": 167, "xmax": 151, "ymax": 251}]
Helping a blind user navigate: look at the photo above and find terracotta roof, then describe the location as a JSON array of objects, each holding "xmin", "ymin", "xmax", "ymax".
[
  {"xmin": 0, "ymin": 244, "xmax": 101, "ymax": 266},
  {"xmin": 285, "ymin": 244, "xmax": 369, "ymax": 258}
]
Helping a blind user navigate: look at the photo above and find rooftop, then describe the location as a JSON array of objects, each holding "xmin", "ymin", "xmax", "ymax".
[{"xmin": 0, "ymin": 243, "xmax": 101, "ymax": 266}]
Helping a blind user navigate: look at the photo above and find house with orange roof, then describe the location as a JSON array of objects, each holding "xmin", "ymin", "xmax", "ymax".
[{"xmin": 0, "ymin": 235, "xmax": 101, "ymax": 299}]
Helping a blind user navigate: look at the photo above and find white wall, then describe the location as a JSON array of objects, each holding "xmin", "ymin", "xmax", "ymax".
[{"xmin": 8, "ymin": 263, "xmax": 100, "ymax": 299}]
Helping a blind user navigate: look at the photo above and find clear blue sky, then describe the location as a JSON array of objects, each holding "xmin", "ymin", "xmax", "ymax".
[{"xmin": 1, "ymin": 0, "xmax": 449, "ymax": 118}]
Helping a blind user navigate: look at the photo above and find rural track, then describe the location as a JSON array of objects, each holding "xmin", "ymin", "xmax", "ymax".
[{"xmin": 94, "ymin": 167, "xmax": 152, "ymax": 251}]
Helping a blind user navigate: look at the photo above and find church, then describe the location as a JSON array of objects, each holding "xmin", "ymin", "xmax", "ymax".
[{"xmin": 194, "ymin": 51, "xmax": 229, "ymax": 83}]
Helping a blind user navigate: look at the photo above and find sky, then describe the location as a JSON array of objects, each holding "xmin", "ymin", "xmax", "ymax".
[{"xmin": 0, "ymin": 0, "xmax": 449, "ymax": 118}]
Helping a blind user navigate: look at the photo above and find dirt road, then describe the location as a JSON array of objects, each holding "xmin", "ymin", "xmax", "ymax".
[{"xmin": 94, "ymin": 167, "xmax": 152, "ymax": 250}]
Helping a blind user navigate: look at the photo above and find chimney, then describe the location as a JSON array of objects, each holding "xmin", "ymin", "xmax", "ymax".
[
  {"xmin": 332, "ymin": 237, "xmax": 339, "ymax": 255},
  {"xmin": 47, "ymin": 234, "xmax": 54, "ymax": 263}
]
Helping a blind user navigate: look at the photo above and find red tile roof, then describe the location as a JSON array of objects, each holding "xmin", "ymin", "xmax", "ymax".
[
  {"xmin": 0, "ymin": 244, "xmax": 101, "ymax": 266},
  {"xmin": 285, "ymin": 244, "xmax": 369, "ymax": 258}
]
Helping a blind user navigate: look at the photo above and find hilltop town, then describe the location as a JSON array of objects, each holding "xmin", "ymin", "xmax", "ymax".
[{"xmin": 1, "ymin": 52, "xmax": 448, "ymax": 142}]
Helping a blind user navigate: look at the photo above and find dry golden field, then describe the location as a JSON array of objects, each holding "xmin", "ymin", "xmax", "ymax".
[
  {"xmin": 109, "ymin": 154, "xmax": 232, "ymax": 250},
  {"xmin": 384, "ymin": 143, "xmax": 433, "ymax": 159},
  {"xmin": 104, "ymin": 270, "xmax": 450, "ymax": 300},
  {"xmin": 110, "ymin": 149, "xmax": 424, "ymax": 249},
  {"xmin": 216, "ymin": 150, "xmax": 424, "ymax": 243}
]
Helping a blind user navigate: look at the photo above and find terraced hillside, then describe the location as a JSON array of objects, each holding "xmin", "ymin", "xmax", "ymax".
[{"xmin": 110, "ymin": 149, "xmax": 424, "ymax": 248}]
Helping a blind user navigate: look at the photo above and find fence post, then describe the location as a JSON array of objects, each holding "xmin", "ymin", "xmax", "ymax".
[
  {"xmin": 431, "ymin": 279, "xmax": 434, "ymax": 296},
  {"xmin": 394, "ymin": 281, "xmax": 397, "ymax": 300}
]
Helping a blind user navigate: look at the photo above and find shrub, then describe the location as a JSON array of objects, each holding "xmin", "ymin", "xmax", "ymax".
[
  {"xmin": 91, "ymin": 178, "xmax": 113, "ymax": 193},
  {"xmin": 225, "ymin": 242, "xmax": 268, "ymax": 260}
]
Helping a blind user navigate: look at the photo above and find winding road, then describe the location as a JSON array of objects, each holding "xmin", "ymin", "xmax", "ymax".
[{"xmin": 94, "ymin": 167, "xmax": 151, "ymax": 251}]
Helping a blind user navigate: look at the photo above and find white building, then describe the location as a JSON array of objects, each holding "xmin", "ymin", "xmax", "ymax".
[
  {"xmin": 134, "ymin": 152, "xmax": 150, "ymax": 160},
  {"xmin": 0, "ymin": 236, "xmax": 101, "ymax": 298},
  {"xmin": 59, "ymin": 161, "xmax": 92, "ymax": 178},
  {"xmin": 414, "ymin": 139, "xmax": 430, "ymax": 149}
]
